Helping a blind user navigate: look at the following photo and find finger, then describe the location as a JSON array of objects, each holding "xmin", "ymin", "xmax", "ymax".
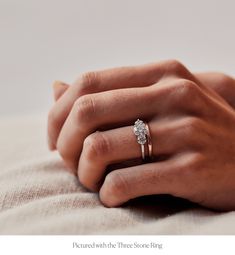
[
  {"xmin": 99, "ymin": 150, "xmax": 200, "ymax": 207},
  {"xmin": 57, "ymin": 79, "xmax": 204, "ymax": 171},
  {"xmin": 53, "ymin": 81, "xmax": 69, "ymax": 101},
  {"xmin": 48, "ymin": 81, "xmax": 70, "ymax": 149},
  {"xmin": 48, "ymin": 60, "xmax": 195, "ymax": 150},
  {"xmin": 78, "ymin": 118, "xmax": 198, "ymax": 191},
  {"xmin": 99, "ymin": 159, "xmax": 182, "ymax": 207}
]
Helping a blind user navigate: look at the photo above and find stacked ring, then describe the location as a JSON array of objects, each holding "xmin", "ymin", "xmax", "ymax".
[{"xmin": 133, "ymin": 119, "xmax": 152, "ymax": 161}]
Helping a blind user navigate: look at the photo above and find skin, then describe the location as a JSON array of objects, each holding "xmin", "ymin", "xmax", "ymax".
[{"xmin": 48, "ymin": 60, "xmax": 235, "ymax": 211}]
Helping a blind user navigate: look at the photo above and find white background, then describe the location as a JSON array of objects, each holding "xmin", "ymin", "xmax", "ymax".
[
  {"xmin": 0, "ymin": 236, "xmax": 235, "ymax": 255},
  {"xmin": 0, "ymin": 0, "xmax": 235, "ymax": 116}
]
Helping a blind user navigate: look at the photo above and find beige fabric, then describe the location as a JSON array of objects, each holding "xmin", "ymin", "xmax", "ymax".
[{"xmin": 0, "ymin": 115, "xmax": 235, "ymax": 235}]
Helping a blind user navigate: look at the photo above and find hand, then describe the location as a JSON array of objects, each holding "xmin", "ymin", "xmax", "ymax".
[{"xmin": 48, "ymin": 60, "xmax": 235, "ymax": 210}]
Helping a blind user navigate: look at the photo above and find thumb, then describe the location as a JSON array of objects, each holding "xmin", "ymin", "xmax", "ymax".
[{"xmin": 52, "ymin": 81, "xmax": 69, "ymax": 101}]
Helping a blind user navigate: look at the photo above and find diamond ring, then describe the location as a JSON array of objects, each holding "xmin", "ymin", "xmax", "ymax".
[{"xmin": 133, "ymin": 119, "xmax": 148, "ymax": 160}]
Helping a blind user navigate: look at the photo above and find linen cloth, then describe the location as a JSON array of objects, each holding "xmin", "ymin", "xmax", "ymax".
[{"xmin": 0, "ymin": 115, "xmax": 234, "ymax": 235}]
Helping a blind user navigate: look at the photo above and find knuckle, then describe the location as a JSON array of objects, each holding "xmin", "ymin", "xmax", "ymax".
[
  {"xmin": 167, "ymin": 59, "xmax": 182, "ymax": 67},
  {"xmin": 73, "ymin": 95, "xmax": 95, "ymax": 125},
  {"xmin": 78, "ymin": 71, "xmax": 99, "ymax": 94},
  {"xmin": 204, "ymin": 72, "xmax": 235, "ymax": 108},
  {"xmin": 106, "ymin": 172, "xmax": 128, "ymax": 197},
  {"xmin": 175, "ymin": 79, "xmax": 198, "ymax": 97},
  {"xmin": 181, "ymin": 116, "xmax": 204, "ymax": 139},
  {"xmin": 183, "ymin": 116, "xmax": 201, "ymax": 131},
  {"xmin": 214, "ymin": 72, "xmax": 234, "ymax": 85},
  {"xmin": 172, "ymin": 79, "xmax": 203, "ymax": 111},
  {"xmin": 166, "ymin": 59, "xmax": 187, "ymax": 75},
  {"xmin": 83, "ymin": 132, "xmax": 110, "ymax": 159},
  {"xmin": 100, "ymin": 172, "xmax": 128, "ymax": 207}
]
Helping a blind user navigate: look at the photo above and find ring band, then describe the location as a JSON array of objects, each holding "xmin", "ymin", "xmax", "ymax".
[
  {"xmin": 145, "ymin": 122, "xmax": 153, "ymax": 159},
  {"xmin": 140, "ymin": 144, "xmax": 145, "ymax": 160}
]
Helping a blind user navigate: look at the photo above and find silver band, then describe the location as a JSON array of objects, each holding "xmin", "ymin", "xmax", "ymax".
[
  {"xmin": 145, "ymin": 122, "xmax": 153, "ymax": 159},
  {"xmin": 140, "ymin": 144, "xmax": 145, "ymax": 160}
]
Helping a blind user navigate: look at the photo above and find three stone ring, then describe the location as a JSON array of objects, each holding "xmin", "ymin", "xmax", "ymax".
[{"xmin": 133, "ymin": 119, "xmax": 153, "ymax": 161}]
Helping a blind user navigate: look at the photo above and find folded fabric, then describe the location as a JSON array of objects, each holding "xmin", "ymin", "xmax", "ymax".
[{"xmin": 0, "ymin": 115, "xmax": 234, "ymax": 234}]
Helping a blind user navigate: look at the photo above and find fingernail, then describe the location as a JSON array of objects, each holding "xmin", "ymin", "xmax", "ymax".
[
  {"xmin": 52, "ymin": 81, "xmax": 69, "ymax": 101},
  {"xmin": 53, "ymin": 80, "xmax": 67, "ymax": 90}
]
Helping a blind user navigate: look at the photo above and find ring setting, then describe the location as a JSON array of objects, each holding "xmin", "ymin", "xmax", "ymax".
[
  {"xmin": 133, "ymin": 119, "xmax": 147, "ymax": 145},
  {"xmin": 133, "ymin": 119, "xmax": 152, "ymax": 161}
]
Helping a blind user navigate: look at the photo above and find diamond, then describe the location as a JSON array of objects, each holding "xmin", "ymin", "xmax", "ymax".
[
  {"xmin": 137, "ymin": 133, "xmax": 147, "ymax": 144},
  {"xmin": 133, "ymin": 126, "xmax": 140, "ymax": 136},
  {"xmin": 134, "ymin": 120, "xmax": 147, "ymax": 133},
  {"xmin": 134, "ymin": 119, "xmax": 147, "ymax": 144}
]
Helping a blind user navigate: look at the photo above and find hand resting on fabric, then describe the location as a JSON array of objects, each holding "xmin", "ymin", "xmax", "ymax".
[{"xmin": 47, "ymin": 60, "xmax": 235, "ymax": 210}]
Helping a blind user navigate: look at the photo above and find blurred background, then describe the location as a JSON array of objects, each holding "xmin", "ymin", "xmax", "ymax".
[{"xmin": 0, "ymin": 0, "xmax": 235, "ymax": 116}]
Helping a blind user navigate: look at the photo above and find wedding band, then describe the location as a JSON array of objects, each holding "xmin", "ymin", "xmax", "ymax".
[
  {"xmin": 145, "ymin": 122, "xmax": 153, "ymax": 159},
  {"xmin": 133, "ymin": 119, "xmax": 148, "ymax": 160}
]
